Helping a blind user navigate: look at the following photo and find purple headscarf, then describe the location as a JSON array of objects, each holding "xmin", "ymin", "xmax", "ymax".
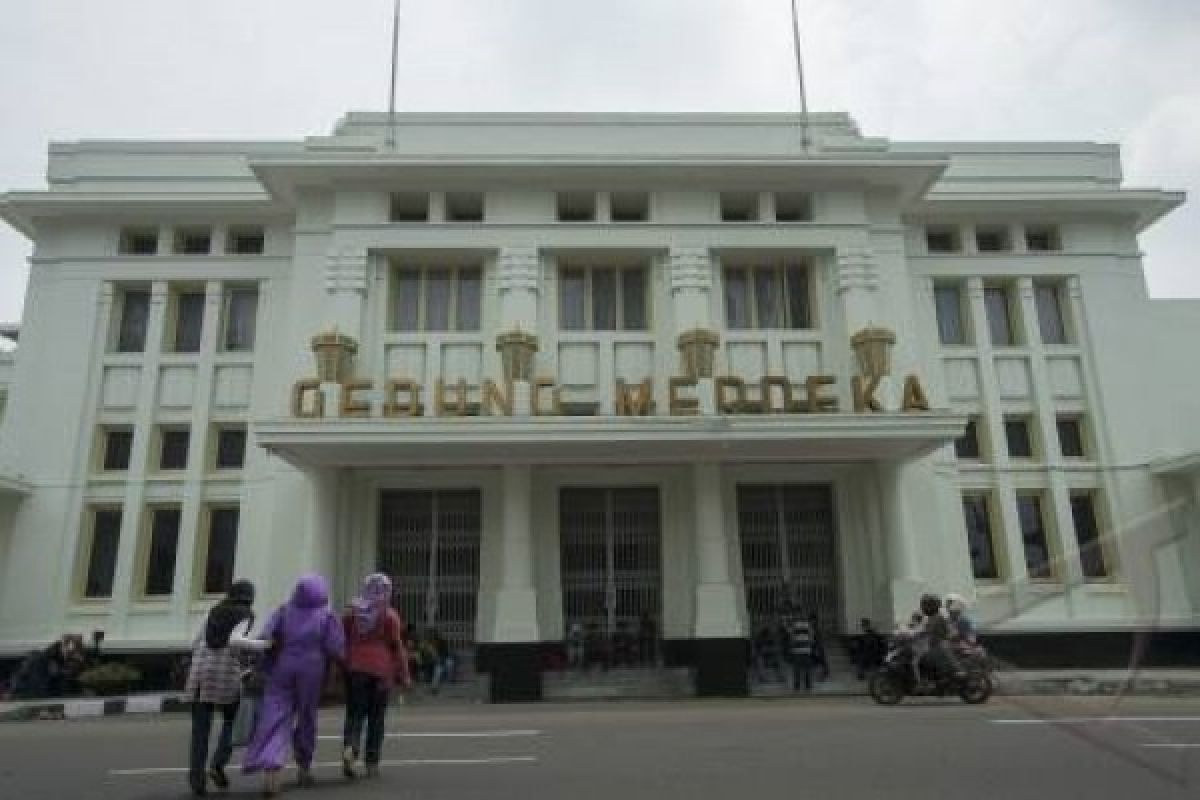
[
  {"xmin": 351, "ymin": 573, "xmax": 393, "ymax": 633},
  {"xmin": 274, "ymin": 573, "xmax": 331, "ymax": 645}
]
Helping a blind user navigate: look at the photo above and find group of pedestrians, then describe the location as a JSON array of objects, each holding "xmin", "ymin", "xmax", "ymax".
[
  {"xmin": 184, "ymin": 572, "xmax": 412, "ymax": 798},
  {"xmin": 563, "ymin": 611, "xmax": 659, "ymax": 671}
]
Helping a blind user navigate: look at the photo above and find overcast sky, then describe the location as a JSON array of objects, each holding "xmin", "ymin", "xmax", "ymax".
[{"xmin": 1, "ymin": 0, "xmax": 1198, "ymax": 327}]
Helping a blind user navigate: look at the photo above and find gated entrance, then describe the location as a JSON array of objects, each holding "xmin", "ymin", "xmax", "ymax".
[
  {"xmin": 559, "ymin": 487, "xmax": 662, "ymax": 642},
  {"xmin": 377, "ymin": 489, "xmax": 481, "ymax": 651},
  {"xmin": 736, "ymin": 484, "xmax": 840, "ymax": 635}
]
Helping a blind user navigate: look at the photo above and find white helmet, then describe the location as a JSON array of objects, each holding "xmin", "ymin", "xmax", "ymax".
[{"xmin": 944, "ymin": 593, "xmax": 968, "ymax": 614}]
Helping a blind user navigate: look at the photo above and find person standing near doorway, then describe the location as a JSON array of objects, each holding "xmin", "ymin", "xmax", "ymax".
[
  {"xmin": 341, "ymin": 573, "xmax": 411, "ymax": 779},
  {"xmin": 184, "ymin": 580, "xmax": 267, "ymax": 797},
  {"xmin": 785, "ymin": 613, "xmax": 815, "ymax": 691}
]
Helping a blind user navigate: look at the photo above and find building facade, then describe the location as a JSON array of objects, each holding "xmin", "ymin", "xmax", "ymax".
[{"xmin": 1, "ymin": 112, "xmax": 1198, "ymax": 700}]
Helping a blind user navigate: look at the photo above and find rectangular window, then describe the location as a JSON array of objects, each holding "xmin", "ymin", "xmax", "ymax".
[
  {"xmin": 774, "ymin": 192, "xmax": 813, "ymax": 222},
  {"xmin": 390, "ymin": 193, "xmax": 430, "ymax": 222},
  {"xmin": 1057, "ymin": 415, "xmax": 1086, "ymax": 459},
  {"xmin": 100, "ymin": 427, "xmax": 134, "ymax": 471},
  {"xmin": 115, "ymin": 288, "xmax": 151, "ymax": 353},
  {"xmin": 222, "ymin": 286, "xmax": 259, "ymax": 352},
  {"xmin": 159, "ymin": 428, "xmax": 190, "ymax": 471},
  {"xmin": 1017, "ymin": 494, "xmax": 1054, "ymax": 580},
  {"xmin": 925, "ymin": 226, "xmax": 961, "ymax": 253},
  {"xmin": 173, "ymin": 227, "xmax": 211, "ymax": 255},
  {"xmin": 170, "ymin": 290, "xmax": 205, "ymax": 353},
  {"xmin": 1004, "ymin": 416, "xmax": 1034, "ymax": 459},
  {"xmin": 720, "ymin": 192, "xmax": 760, "ymax": 222},
  {"xmin": 203, "ymin": 508, "xmax": 240, "ymax": 596},
  {"xmin": 934, "ymin": 284, "xmax": 968, "ymax": 345},
  {"xmin": 214, "ymin": 426, "xmax": 247, "ymax": 470},
  {"xmin": 976, "ymin": 226, "xmax": 1012, "ymax": 252},
  {"xmin": 1035, "ymin": 282, "xmax": 1069, "ymax": 345},
  {"xmin": 559, "ymin": 265, "xmax": 648, "ymax": 332},
  {"xmin": 1070, "ymin": 493, "xmax": 1111, "ymax": 580},
  {"xmin": 557, "ymin": 192, "xmax": 596, "ymax": 222},
  {"xmin": 984, "ymin": 285, "xmax": 1017, "ymax": 346},
  {"xmin": 82, "ymin": 508, "xmax": 122, "ymax": 599},
  {"xmin": 1025, "ymin": 225, "xmax": 1062, "ymax": 252},
  {"xmin": 723, "ymin": 265, "xmax": 811, "ymax": 330},
  {"xmin": 226, "ymin": 226, "xmax": 265, "ymax": 255},
  {"xmin": 445, "ymin": 192, "xmax": 484, "ymax": 222},
  {"xmin": 962, "ymin": 494, "xmax": 1000, "ymax": 580},
  {"xmin": 143, "ymin": 507, "xmax": 181, "ymax": 597},
  {"xmin": 955, "ymin": 417, "xmax": 983, "ymax": 460},
  {"xmin": 610, "ymin": 192, "xmax": 649, "ymax": 222},
  {"xmin": 118, "ymin": 227, "xmax": 158, "ymax": 256},
  {"xmin": 389, "ymin": 265, "xmax": 482, "ymax": 332}
]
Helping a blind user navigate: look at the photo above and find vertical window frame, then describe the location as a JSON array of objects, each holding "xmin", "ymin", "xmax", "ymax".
[
  {"xmin": 98, "ymin": 426, "xmax": 135, "ymax": 473},
  {"xmin": 1035, "ymin": 281, "xmax": 1070, "ymax": 345},
  {"xmin": 78, "ymin": 506, "xmax": 123, "ymax": 601},
  {"xmin": 388, "ymin": 264, "xmax": 484, "ymax": 333},
  {"xmin": 984, "ymin": 284, "xmax": 1019, "ymax": 347},
  {"xmin": 221, "ymin": 284, "xmax": 259, "ymax": 353},
  {"xmin": 934, "ymin": 282, "xmax": 970, "ymax": 346},
  {"xmin": 1016, "ymin": 492, "xmax": 1057, "ymax": 582},
  {"xmin": 961, "ymin": 492, "xmax": 1003, "ymax": 582},
  {"xmin": 212, "ymin": 424, "xmax": 247, "ymax": 471},
  {"xmin": 1004, "ymin": 415, "xmax": 1036, "ymax": 460},
  {"xmin": 722, "ymin": 262, "xmax": 813, "ymax": 331},
  {"xmin": 114, "ymin": 287, "xmax": 152, "ymax": 354},
  {"xmin": 157, "ymin": 426, "xmax": 191, "ymax": 472},
  {"xmin": 1070, "ymin": 491, "xmax": 1114, "ymax": 582},
  {"xmin": 198, "ymin": 505, "xmax": 241, "ymax": 598},
  {"xmin": 139, "ymin": 505, "xmax": 182, "ymax": 599},
  {"xmin": 167, "ymin": 287, "xmax": 206, "ymax": 354},
  {"xmin": 558, "ymin": 263, "xmax": 650, "ymax": 332}
]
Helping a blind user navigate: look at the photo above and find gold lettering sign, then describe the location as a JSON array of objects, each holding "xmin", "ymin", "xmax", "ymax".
[
  {"xmin": 482, "ymin": 379, "xmax": 513, "ymax": 417},
  {"xmin": 669, "ymin": 377, "xmax": 699, "ymax": 416},
  {"xmin": 339, "ymin": 380, "xmax": 372, "ymax": 418},
  {"xmin": 533, "ymin": 377, "xmax": 557, "ymax": 417},
  {"xmin": 852, "ymin": 375, "xmax": 883, "ymax": 413},
  {"xmin": 383, "ymin": 379, "xmax": 421, "ymax": 417},
  {"xmin": 715, "ymin": 376, "xmax": 746, "ymax": 414},
  {"xmin": 291, "ymin": 380, "xmax": 324, "ymax": 418},
  {"xmin": 902, "ymin": 375, "xmax": 930, "ymax": 412},
  {"xmin": 616, "ymin": 379, "xmax": 654, "ymax": 416},
  {"xmin": 761, "ymin": 376, "xmax": 793, "ymax": 414},
  {"xmin": 805, "ymin": 375, "xmax": 838, "ymax": 413},
  {"xmin": 435, "ymin": 379, "xmax": 469, "ymax": 417}
]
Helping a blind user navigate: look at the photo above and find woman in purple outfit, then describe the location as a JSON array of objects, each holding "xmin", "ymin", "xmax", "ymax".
[{"xmin": 243, "ymin": 574, "xmax": 345, "ymax": 797}]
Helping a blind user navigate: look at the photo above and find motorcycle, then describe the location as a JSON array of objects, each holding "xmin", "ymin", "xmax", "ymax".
[{"xmin": 868, "ymin": 634, "xmax": 992, "ymax": 705}]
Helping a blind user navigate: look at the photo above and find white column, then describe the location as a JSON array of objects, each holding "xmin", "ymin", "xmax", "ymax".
[
  {"xmin": 835, "ymin": 246, "xmax": 881, "ymax": 335},
  {"xmin": 491, "ymin": 465, "xmax": 540, "ymax": 642},
  {"xmin": 878, "ymin": 459, "xmax": 926, "ymax": 622},
  {"xmin": 692, "ymin": 463, "xmax": 743, "ymax": 638}
]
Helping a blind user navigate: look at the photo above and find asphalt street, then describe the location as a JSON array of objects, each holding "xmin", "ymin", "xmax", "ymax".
[{"xmin": 3, "ymin": 696, "xmax": 1200, "ymax": 800}]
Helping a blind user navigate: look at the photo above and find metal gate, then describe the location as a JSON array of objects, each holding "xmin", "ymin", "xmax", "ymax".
[
  {"xmin": 559, "ymin": 488, "xmax": 662, "ymax": 637},
  {"xmin": 377, "ymin": 489, "xmax": 481, "ymax": 651},
  {"xmin": 737, "ymin": 484, "xmax": 840, "ymax": 635}
]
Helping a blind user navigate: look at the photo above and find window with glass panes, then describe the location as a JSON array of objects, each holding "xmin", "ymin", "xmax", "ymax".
[
  {"xmin": 170, "ymin": 290, "xmax": 205, "ymax": 353},
  {"xmin": 559, "ymin": 265, "xmax": 648, "ymax": 331},
  {"xmin": 984, "ymin": 285, "xmax": 1017, "ymax": 346},
  {"xmin": 1070, "ymin": 493, "xmax": 1111, "ymax": 580},
  {"xmin": 723, "ymin": 264, "xmax": 812, "ymax": 330},
  {"xmin": 159, "ymin": 428, "xmax": 190, "ymax": 470},
  {"xmin": 1035, "ymin": 282, "xmax": 1069, "ymax": 345},
  {"xmin": 1017, "ymin": 494, "xmax": 1054, "ymax": 580},
  {"xmin": 1004, "ymin": 416, "xmax": 1034, "ymax": 459},
  {"xmin": 143, "ymin": 507, "xmax": 181, "ymax": 597},
  {"xmin": 115, "ymin": 288, "xmax": 151, "ymax": 353},
  {"xmin": 1057, "ymin": 416, "xmax": 1086, "ymax": 458},
  {"xmin": 961, "ymin": 494, "xmax": 1000, "ymax": 580},
  {"xmin": 390, "ymin": 265, "xmax": 482, "ymax": 332},
  {"xmin": 82, "ymin": 508, "xmax": 122, "ymax": 599},
  {"xmin": 934, "ymin": 283, "xmax": 968, "ymax": 345},
  {"xmin": 222, "ymin": 286, "xmax": 259, "ymax": 352},
  {"xmin": 101, "ymin": 428, "xmax": 134, "ymax": 471},
  {"xmin": 214, "ymin": 426, "xmax": 246, "ymax": 470},
  {"xmin": 955, "ymin": 417, "xmax": 983, "ymax": 460},
  {"xmin": 203, "ymin": 508, "xmax": 240, "ymax": 595}
]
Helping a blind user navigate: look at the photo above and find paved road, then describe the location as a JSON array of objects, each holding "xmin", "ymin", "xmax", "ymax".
[{"xmin": 4, "ymin": 696, "xmax": 1200, "ymax": 799}]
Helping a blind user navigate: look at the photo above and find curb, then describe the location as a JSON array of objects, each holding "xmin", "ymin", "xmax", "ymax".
[{"xmin": 0, "ymin": 694, "xmax": 187, "ymax": 723}]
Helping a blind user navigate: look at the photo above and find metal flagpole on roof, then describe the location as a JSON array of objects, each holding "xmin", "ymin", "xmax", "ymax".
[
  {"xmin": 386, "ymin": 0, "xmax": 401, "ymax": 150},
  {"xmin": 789, "ymin": 0, "xmax": 812, "ymax": 153}
]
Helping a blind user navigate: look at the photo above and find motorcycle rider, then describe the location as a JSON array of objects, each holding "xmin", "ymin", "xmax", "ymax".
[
  {"xmin": 944, "ymin": 593, "xmax": 977, "ymax": 645},
  {"xmin": 915, "ymin": 593, "xmax": 964, "ymax": 685}
]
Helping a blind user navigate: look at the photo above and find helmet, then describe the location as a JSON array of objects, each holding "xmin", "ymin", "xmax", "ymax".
[
  {"xmin": 945, "ymin": 593, "xmax": 968, "ymax": 614},
  {"xmin": 918, "ymin": 593, "xmax": 942, "ymax": 616}
]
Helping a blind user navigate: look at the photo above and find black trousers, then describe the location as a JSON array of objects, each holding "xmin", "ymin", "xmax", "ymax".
[
  {"xmin": 343, "ymin": 672, "xmax": 391, "ymax": 765},
  {"xmin": 189, "ymin": 701, "xmax": 238, "ymax": 780}
]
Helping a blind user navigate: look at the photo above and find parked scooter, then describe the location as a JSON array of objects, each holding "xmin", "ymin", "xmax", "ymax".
[{"xmin": 868, "ymin": 633, "xmax": 992, "ymax": 705}]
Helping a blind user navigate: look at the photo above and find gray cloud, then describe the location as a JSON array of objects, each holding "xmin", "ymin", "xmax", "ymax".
[{"xmin": 2, "ymin": 0, "xmax": 1197, "ymax": 323}]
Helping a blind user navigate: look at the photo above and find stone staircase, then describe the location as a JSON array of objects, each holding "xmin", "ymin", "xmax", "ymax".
[
  {"xmin": 750, "ymin": 642, "xmax": 867, "ymax": 697},
  {"xmin": 543, "ymin": 667, "xmax": 695, "ymax": 702}
]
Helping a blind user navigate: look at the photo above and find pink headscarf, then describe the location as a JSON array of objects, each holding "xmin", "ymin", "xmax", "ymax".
[{"xmin": 351, "ymin": 573, "xmax": 393, "ymax": 633}]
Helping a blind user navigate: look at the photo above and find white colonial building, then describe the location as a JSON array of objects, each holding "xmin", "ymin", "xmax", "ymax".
[{"xmin": 1, "ymin": 112, "xmax": 1198, "ymax": 699}]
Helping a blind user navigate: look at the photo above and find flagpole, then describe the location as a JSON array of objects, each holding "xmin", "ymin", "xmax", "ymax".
[
  {"xmin": 386, "ymin": 0, "xmax": 401, "ymax": 150},
  {"xmin": 789, "ymin": 0, "xmax": 812, "ymax": 153}
]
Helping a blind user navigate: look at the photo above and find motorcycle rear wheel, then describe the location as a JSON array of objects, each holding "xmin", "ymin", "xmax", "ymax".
[
  {"xmin": 959, "ymin": 673, "xmax": 992, "ymax": 705},
  {"xmin": 869, "ymin": 672, "xmax": 905, "ymax": 705}
]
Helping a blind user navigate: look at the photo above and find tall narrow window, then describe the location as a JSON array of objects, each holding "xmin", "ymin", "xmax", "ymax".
[
  {"xmin": 82, "ymin": 508, "xmax": 122, "ymax": 599},
  {"xmin": 424, "ymin": 269, "xmax": 451, "ymax": 331},
  {"xmin": 984, "ymin": 286, "xmax": 1017, "ymax": 346},
  {"xmin": 171, "ymin": 290, "xmax": 205, "ymax": 353},
  {"xmin": 1017, "ymin": 494, "xmax": 1054, "ymax": 580},
  {"xmin": 962, "ymin": 494, "xmax": 1000, "ymax": 580},
  {"xmin": 159, "ymin": 428, "xmax": 190, "ymax": 471},
  {"xmin": 1004, "ymin": 416, "xmax": 1034, "ymax": 459},
  {"xmin": 100, "ymin": 427, "xmax": 134, "ymax": 472},
  {"xmin": 1035, "ymin": 282, "xmax": 1069, "ymax": 345},
  {"xmin": 723, "ymin": 265, "xmax": 811, "ymax": 330},
  {"xmin": 1057, "ymin": 415, "xmax": 1086, "ymax": 459},
  {"xmin": 389, "ymin": 266, "xmax": 483, "ymax": 332},
  {"xmin": 1070, "ymin": 493, "xmax": 1111, "ymax": 580},
  {"xmin": 558, "ymin": 265, "xmax": 648, "ymax": 332},
  {"xmin": 955, "ymin": 417, "xmax": 983, "ymax": 460},
  {"xmin": 143, "ymin": 507, "xmax": 181, "ymax": 597},
  {"xmin": 934, "ymin": 284, "xmax": 968, "ymax": 345},
  {"xmin": 222, "ymin": 286, "xmax": 259, "ymax": 352},
  {"xmin": 214, "ymin": 426, "xmax": 247, "ymax": 470},
  {"xmin": 116, "ymin": 288, "xmax": 151, "ymax": 353},
  {"xmin": 203, "ymin": 508, "xmax": 240, "ymax": 596}
]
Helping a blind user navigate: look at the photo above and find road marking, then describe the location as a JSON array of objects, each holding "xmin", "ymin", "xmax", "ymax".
[
  {"xmin": 992, "ymin": 717, "xmax": 1200, "ymax": 725},
  {"xmin": 110, "ymin": 756, "xmax": 537, "ymax": 777},
  {"xmin": 317, "ymin": 729, "xmax": 542, "ymax": 740},
  {"xmin": 1142, "ymin": 743, "xmax": 1200, "ymax": 749}
]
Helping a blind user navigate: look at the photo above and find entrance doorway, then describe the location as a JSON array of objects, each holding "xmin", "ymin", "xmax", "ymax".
[
  {"xmin": 736, "ymin": 484, "xmax": 840, "ymax": 635},
  {"xmin": 377, "ymin": 489, "xmax": 481, "ymax": 651},
  {"xmin": 559, "ymin": 487, "xmax": 662, "ymax": 657}
]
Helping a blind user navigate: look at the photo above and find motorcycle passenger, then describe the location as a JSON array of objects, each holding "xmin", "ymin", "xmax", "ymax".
[
  {"xmin": 944, "ymin": 593, "xmax": 977, "ymax": 645},
  {"xmin": 916, "ymin": 594, "xmax": 964, "ymax": 683}
]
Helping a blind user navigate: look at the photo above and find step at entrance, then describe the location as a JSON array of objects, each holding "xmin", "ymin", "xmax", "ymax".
[{"xmin": 543, "ymin": 668, "xmax": 695, "ymax": 701}]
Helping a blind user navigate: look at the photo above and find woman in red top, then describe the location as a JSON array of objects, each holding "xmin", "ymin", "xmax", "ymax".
[{"xmin": 340, "ymin": 573, "xmax": 411, "ymax": 779}]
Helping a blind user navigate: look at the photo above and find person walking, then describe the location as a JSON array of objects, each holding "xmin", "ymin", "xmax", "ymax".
[
  {"xmin": 340, "ymin": 573, "xmax": 411, "ymax": 780},
  {"xmin": 184, "ymin": 580, "xmax": 267, "ymax": 797},
  {"xmin": 243, "ymin": 574, "xmax": 345, "ymax": 797}
]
